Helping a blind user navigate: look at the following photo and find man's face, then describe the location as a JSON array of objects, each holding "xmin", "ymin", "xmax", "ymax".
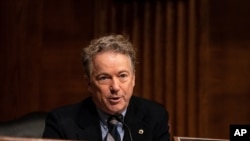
[{"xmin": 88, "ymin": 51, "xmax": 135, "ymax": 115}]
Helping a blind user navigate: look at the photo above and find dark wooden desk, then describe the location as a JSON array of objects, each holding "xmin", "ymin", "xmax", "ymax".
[
  {"xmin": 173, "ymin": 136, "xmax": 229, "ymax": 141},
  {"xmin": 0, "ymin": 136, "xmax": 77, "ymax": 141}
]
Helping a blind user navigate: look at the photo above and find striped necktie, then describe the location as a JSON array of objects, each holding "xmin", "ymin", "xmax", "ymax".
[{"xmin": 105, "ymin": 116, "xmax": 121, "ymax": 141}]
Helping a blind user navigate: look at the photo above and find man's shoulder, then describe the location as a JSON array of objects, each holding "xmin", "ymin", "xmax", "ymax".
[
  {"xmin": 131, "ymin": 96, "xmax": 163, "ymax": 105},
  {"xmin": 130, "ymin": 96, "xmax": 166, "ymax": 112},
  {"xmin": 48, "ymin": 97, "xmax": 93, "ymax": 117},
  {"xmin": 127, "ymin": 96, "xmax": 168, "ymax": 123}
]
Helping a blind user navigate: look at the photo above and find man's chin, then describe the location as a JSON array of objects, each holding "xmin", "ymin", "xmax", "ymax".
[{"xmin": 107, "ymin": 106, "xmax": 125, "ymax": 114}]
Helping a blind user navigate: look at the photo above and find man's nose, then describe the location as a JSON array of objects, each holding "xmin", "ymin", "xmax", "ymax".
[{"xmin": 110, "ymin": 78, "xmax": 120, "ymax": 94}]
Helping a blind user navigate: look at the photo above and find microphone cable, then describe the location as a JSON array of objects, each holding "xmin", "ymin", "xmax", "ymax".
[{"xmin": 114, "ymin": 113, "xmax": 133, "ymax": 141}]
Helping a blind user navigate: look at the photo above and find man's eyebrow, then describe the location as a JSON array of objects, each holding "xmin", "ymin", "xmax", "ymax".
[
  {"xmin": 96, "ymin": 72, "xmax": 109, "ymax": 76},
  {"xmin": 118, "ymin": 70, "xmax": 130, "ymax": 74}
]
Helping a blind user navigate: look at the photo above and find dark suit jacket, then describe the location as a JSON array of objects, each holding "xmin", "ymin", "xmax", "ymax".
[{"xmin": 43, "ymin": 96, "xmax": 170, "ymax": 141}]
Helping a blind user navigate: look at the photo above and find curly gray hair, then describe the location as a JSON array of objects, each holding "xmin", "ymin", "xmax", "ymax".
[{"xmin": 81, "ymin": 34, "xmax": 137, "ymax": 78}]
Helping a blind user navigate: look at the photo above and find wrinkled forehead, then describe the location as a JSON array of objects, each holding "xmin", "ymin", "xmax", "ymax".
[{"xmin": 89, "ymin": 51, "xmax": 135, "ymax": 73}]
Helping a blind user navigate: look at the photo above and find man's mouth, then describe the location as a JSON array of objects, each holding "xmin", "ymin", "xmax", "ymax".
[{"xmin": 109, "ymin": 97, "xmax": 121, "ymax": 103}]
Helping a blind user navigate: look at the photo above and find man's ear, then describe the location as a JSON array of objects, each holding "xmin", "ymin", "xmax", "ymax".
[
  {"xmin": 86, "ymin": 76, "xmax": 93, "ymax": 93},
  {"xmin": 87, "ymin": 81, "xmax": 94, "ymax": 94},
  {"xmin": 84, "ymin": 75, "xmax": 91, "ymax": 86},
  {"xmin": 132, "ymin": 73, "xmax": 135, "ymax": 87}
]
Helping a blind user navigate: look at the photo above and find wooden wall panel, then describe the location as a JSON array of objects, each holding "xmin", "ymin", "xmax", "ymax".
[
  {"xmin": 0, "ymin": 0, "xmax": 249, "ymax": 140},
  {"xmin": 0, "ymin": 0, "xmax": 44, "ymax": 120},
  {"xmin": 40, "ymin": 0, "xmax": 95, "ymax": 110},
  {"xmin": 0, "ymin": 0, "xmax": 95, "ymax": 120},
  {"xmin": 200, "ymin": 0, "xmax": 250, "ymax": 138}
]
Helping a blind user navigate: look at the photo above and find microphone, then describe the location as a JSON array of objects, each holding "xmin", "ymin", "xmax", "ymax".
[{"xmin": 114, "ymin": 113, "xmax": 133, "ymax": 141}]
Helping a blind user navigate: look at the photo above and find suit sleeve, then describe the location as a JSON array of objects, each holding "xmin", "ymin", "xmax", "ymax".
[
  {"xmin": 153, "ymin": 106, "xmax": 170, "ymax": 141},
  {"xmin": 42, "ymin": 112, "xmax": 65, "ymax": 139}
]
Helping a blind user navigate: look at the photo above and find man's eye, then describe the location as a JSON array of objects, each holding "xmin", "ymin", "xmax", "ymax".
[
  {"xmin": 99, "ymin": 76, "xmax": 108, "ymax": 80},
  {"xmin": 119, "ymin": 74, "xmax": 128, "ymax": 78}
]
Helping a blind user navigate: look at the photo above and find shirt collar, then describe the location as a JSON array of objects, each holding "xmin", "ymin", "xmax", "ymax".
[{"xmin": 97, "ymin": 108, "xmax": 127, "ymax": 126}]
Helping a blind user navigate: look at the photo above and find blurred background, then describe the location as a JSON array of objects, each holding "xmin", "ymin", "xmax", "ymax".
[{"xmin": 0, "ymin": 0, "xmax": 250, "ymax": 139}]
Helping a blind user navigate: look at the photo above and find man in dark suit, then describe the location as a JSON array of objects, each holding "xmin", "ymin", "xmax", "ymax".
[{"xmin": 43, "ymin": 34, "xmax": 170, "ymax": 141}]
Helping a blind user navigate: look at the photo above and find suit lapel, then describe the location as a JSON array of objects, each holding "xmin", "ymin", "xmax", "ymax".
[
  {"xmin": 125, "ymin": 121, "xmax": 147, "ymax": 141},
  {"xmin": 74, "ymin": 96, "xmax": 149, "ymax": 141},
  {"xmin": 124, "ymin": 96, "xmax": 147, "ymax": 141},
  {"xmin": 76, "ymin": 97, "xmax": 102, "ymax": 141},
  {"xmin": 76, "ymin": 124, "xmax": 101, "ymax": 141}
]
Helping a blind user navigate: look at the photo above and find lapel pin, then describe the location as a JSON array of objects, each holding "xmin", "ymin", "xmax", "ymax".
[{"xmin": 138, "ymin": 129, "xmax": 144, "ymax": 134}]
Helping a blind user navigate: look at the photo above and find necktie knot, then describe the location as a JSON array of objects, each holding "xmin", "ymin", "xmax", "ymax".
[{"xmin": 108, "ymin": 116, "xmax": 119, "ymax": 126}]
